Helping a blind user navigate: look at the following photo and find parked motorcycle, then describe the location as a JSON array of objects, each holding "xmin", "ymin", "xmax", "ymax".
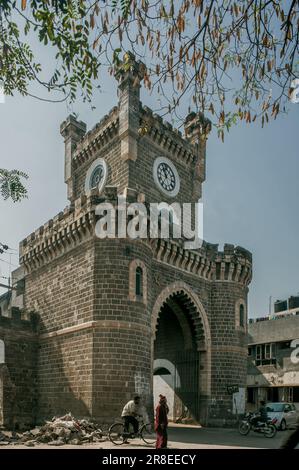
[{"xmin": 238, "ymin": 412, "xmax": 277, "ymax": 438}]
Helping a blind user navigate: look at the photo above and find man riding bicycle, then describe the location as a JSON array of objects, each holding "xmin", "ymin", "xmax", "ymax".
[{"xmin": 121, "ymin": 395, "xmax": 143, "ymax": 438}]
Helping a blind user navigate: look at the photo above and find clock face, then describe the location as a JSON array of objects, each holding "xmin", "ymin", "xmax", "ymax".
[
  {"xmin": 157, "ymin": 162, "xmax": 176, "ymax": 192},
  {"xmin": 90, "ymin": 165, "xmax": 104, "ymax": 190},
  {"xmin": 85, "ymin": 158, "xmax": 108, "ymax": 194},
  {"xmin": 153, "ymin": 157, "xmax": 180, "ymax": 197}
]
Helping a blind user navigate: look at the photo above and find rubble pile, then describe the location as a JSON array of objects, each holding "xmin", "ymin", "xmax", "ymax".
[
  {"xmin": 0, "ymin": 413, "xmax": 105, "ymax": 446},
  {"xmin": 0, "ymin": 430, "xmax": 18, "ymax": 446}
]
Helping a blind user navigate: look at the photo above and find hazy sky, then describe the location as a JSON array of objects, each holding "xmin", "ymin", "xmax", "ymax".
[{"xmin": 0, "ymin": 61, "xmax": 298, "ymax": 318}]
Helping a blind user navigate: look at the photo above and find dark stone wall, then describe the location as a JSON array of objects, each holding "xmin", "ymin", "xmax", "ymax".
[
  {"xmin": 24, "ymin": 240, "xmax": 95, "ymax": 334},
  {"xmin": 129, "ymin": 138, "xmax": 200, "ymax": 205},
  {"xmin": 73, "ymin": 139, "xmax": 128, "ymax": 199},
  {"xmin": 209, "ymin": 282, "xmax": 248, "ymax": 425},
  {"xmin": 0, "ymin": 311, "xmax": 38, "ymax": 429},
  {"xmin": 92, "ymin": 238, "xmax": 152, "ymax": 423},
  {"xmin": 37, "ymin": 331, "xmax": 93, "ymax": 422},
  {"xmin": 24, "ymin": 240, "xmax": 95, "ymax": 422}
]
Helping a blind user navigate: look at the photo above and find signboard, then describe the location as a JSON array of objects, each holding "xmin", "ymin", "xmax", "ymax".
[{"xmin": 227, "ymin": 384, "xmax": 239, "ymax": 394}]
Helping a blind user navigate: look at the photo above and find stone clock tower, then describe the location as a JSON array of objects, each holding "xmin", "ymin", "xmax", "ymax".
[{"xmin": 17, "ymin": 53, "xmax": 252, "ymax": 427}]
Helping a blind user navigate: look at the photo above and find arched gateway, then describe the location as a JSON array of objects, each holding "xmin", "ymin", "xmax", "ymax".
[
  {"xmin": 152, "ymin": 282, "xmax": 211, "ymax": 425},
  {"xmin": 11, "ymin": 53, "xmax": 252, "ymax": 427}
]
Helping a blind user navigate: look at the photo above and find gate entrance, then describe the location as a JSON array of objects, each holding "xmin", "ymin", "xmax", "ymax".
[
  {"xmin": 153, "ymin": 286, "xmax": 210, "ymax": 424},
  {"xmin": 174, "ymin": 349, "xmax": 200, "ymax": 421}
]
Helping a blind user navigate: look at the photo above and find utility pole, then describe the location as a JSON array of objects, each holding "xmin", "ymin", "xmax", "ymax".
[
  {"xmin": 269, "ymin": 295, "xmax": 272, "ymax": 315},
  {"xmin": 8, "ymin": 252, "xmax": 12, "ymax": 288}
]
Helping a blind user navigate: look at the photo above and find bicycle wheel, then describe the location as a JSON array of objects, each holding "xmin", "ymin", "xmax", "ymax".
[
  {"xmin": 108, "ymin": 422, "xmax": 125, "ymax": 445},
  {"xmin": 264, "ymin": 424, "xmax": 277, "ymax": 438},
  {"xmin": 238, "ymin": 421, "xmax": 250, "ymax": 436},
  {"xmin": 140, "ymin": 423, "xmax": 156, "ymax": 445}
]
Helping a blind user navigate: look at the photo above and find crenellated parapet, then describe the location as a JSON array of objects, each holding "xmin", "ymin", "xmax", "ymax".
[
  {"xmin": 60, "ymin": 108, "xmax": 119, "ymax": 203},
  {"xmin": 20, "ymin": 186, "xmax": 252, "ymax": 287},
  {"xmin": 139, "ymin": 106, "xmax": 211, "ymax": 172},
  {"xmin": 0, "ymin": 307, "xmax": 39, "ymax": 333},
  {"xmin": 150, "ymin": 239, "xmax": 252, "ymax": 286},
  {"xmin": 150, "ymin": 238, "xmax": 215, "ymax": 281},
  {"xmin": 65, "ymin": 102, "xmax": 210, "ymax": 173},
  {"xmin": 19, "ymin": 192, "xmax": 99, "ymax": 273},
  {"xmin": 214, "ymin": 244, "xmax": 252, "ymax": 286},
  {"xmin": 60, "ymin": 53, "xmax": 212, "ymax": 204},
  {"xmin": 139, "ymin": 106, "xmax": 197, "ymax": 164},
  {"xmin": 72, "ymin": 106, "xmax": 119, "ymax": 169}
]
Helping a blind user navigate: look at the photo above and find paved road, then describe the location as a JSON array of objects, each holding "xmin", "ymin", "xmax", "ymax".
[
  {"xmin": 167, "ymin": 424, "xmax": 287, "ymax": 449},
  {"xmin": 0, "ymin": 424, "xmax": 296, "ymax": 449}
]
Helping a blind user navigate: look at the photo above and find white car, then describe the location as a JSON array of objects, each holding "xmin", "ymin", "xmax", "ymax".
[{"xmin": 266, "ymin": 402, "xmax": 298, "ymax": 430}]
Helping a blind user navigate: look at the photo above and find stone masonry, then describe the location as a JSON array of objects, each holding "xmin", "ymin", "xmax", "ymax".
[
  {"xmin": 0, "ymin": 310, "xmax": 38, "ymax": 429},
  {"xmin": 0, "ymin": 53, "xmax": 252, "ymax": 428}
]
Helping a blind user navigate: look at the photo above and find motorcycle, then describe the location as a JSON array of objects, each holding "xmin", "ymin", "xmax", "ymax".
[{"xmin": 238, "ymin": 412, "xmax": 277, "ymax": 438}]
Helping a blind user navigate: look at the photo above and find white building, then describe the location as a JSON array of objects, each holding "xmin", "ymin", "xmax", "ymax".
[{"xmin": 247, "ymin": 297, "xmax": 299, "ymax": 410}]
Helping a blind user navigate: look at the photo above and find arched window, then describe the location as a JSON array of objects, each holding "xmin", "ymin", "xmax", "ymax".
[
  {"xmin": 239, "ymin": 304, "xmax": 245, "ymax": 327},
  {"xmin": 129, "ymin": 260, "xmax": 147, "ymax": 303},
  {"xmin": 136, "ymin": 267, "xmax": 143, "ymax": 297},
  {"xmin": 235, "ymin": 299, "xmax": 246, "ymax": 330},
  {"xmin": 0, "ymin": 340, "xmax": 5, "ymax": 364}
]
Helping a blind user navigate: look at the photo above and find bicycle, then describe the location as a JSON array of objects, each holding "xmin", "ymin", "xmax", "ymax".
[{"xmin": 108, "ymin": 418, "xmax": 156, "ymax": 445}]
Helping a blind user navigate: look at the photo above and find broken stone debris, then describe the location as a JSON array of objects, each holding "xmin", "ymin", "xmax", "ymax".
[{"xmin": 0, "ymin": 413, "xmax": 105, "ymax": 446}]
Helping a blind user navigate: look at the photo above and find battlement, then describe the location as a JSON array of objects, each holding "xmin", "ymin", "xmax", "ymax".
[
  {"xmin": 214, "ymin": 244, "xmax": 252, "ymax": 285},
  {"xmin": 219, "ymin": 243, "xmax": 252, "ymax": 262},
  {"xmin": 20, "ymin": 187, "xmax": 252, "ymax": 286},
  {"xmin": 139, "ymin": 106, "xmax": 203, "ymax": 165},
  {"xmin": 19, "ymin": 191, "xmax": 101, "ymax": 272},
  {"xmin": 72, "ymin": 106, "xmax": 119, "ymax": 170},
  {"xmin": 151, "ymin": 238, "xmax": 252, "ymax": 286},
  {"xmin": 63, "ymin": 102, "xmax": 209, "ymax": 177},
  {"xmin": 0, "ymin": 306, "xmax": 39, "ymax": 333},
  {"xmin": 61, "ymin": 52, "xmax": 211, "ymax": 190}
]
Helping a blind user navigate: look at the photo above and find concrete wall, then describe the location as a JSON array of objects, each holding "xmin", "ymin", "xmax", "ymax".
[
  {"xmin": 248, "ymin": 316, "xmax": 299, "ymax": 344},
  {"xmin": 247, "ymin": 317, "xmax": 299, "ymax": 411}
]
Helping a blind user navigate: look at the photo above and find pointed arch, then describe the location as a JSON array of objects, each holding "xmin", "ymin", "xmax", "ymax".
[
  {"xmin": 151, "ymin": 281, "xmax": 211, "ymax": 413},
  {"xmin": 152, "ymin": 281, "xmax": 211, "ymax": 349}
]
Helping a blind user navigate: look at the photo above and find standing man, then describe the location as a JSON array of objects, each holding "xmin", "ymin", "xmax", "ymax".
[
  {"xmin": 155, "ymin": 394, "xmax": 169, "ymax": 449},
  {"xmin": 121, "ymin": 395, "xmax": 143, "ymax": 437}
]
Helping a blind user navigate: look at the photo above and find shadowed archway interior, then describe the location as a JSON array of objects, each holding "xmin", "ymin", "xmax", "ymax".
[{"xmin": 153, "ymin": 291, "xmax": 206, "ymax": 423}]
